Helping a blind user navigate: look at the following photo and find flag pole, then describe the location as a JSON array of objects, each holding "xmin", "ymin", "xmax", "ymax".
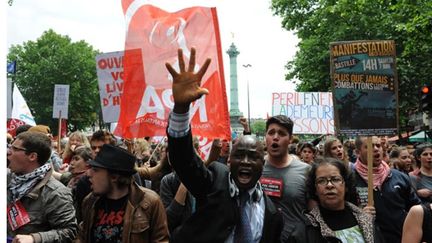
[
  {"xmin": 146, "ymin": 137, "xmax": 167, "ymax": 165},
  {"xmin": 58, "ymin": 110, "xmax": 62, "ymax": 154}
]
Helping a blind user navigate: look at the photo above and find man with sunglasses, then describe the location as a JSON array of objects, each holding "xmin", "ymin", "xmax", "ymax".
[{"xmin": 7, "ymin": 131, "xmax": 77, "ymax": 242}]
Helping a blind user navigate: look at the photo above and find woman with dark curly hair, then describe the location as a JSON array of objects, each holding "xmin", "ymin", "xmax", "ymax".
[{"xmin": 288, "ymin": 157, "xmax": 384, "ymax": 243}]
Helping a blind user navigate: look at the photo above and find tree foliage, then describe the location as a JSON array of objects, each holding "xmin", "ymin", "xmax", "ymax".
[
  {"xmin": 251, "ymin": 119, "xmax": 266, "ymax": 137},
  {"xmin": 271, "ymin": 0, "xmax": 432, "ymax": 128},
  {"xmin": 8, "ymin": 29, "xmax": 100, "ymax": 132}
]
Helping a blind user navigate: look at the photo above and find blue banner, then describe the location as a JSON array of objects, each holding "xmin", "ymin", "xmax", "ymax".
[{"xmin": 7, "ymin": 61, "xmax": 16, "ymax": 74}]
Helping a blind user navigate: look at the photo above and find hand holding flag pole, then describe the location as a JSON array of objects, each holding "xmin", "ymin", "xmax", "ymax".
[{"xmin": 165, "ymin": 48, "xmax": 211, "ymax": 114}]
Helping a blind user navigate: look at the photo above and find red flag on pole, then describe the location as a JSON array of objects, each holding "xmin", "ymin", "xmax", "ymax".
[{"xmin": 116, "ymin": 3, "xmax": 230, "ymax": 140}]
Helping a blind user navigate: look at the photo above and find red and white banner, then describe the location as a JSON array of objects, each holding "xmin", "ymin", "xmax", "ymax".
[
  {"xmin": 116, "ymin": 3, "xmax": 230, "ymax": 140},
  {"xmin": 7, "ymin": 84, "xmax": 37, "ymax": 137}
]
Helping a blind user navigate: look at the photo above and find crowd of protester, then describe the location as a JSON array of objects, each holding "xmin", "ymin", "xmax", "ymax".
[{"xmin": 6, "ymin": 48, "xmax": 432, "ymax": 243}]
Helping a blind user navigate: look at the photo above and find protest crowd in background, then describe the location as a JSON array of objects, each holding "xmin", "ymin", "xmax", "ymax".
[
  {"xmin": 6, "ymin": 48, "xmax": 432, "ymax": 243},
  {"xmin": 5, "ymin": 3, "xmax": 432, "ymax": 243}
]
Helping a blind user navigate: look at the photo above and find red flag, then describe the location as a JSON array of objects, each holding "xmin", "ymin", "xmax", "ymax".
[
  {"xmin": 60, "ymin": 119, "xmax": 68, "ymax": 138},
  {"xmin": 7, "ymin": 119, "xmax": 26, "ymax": 137},
  {"xmin": 116, "ymin": 3, "xmax": 230, "ymax": 140}
]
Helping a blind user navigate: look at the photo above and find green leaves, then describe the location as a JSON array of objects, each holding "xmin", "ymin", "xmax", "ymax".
[
  {"xmin": 8, "ymin": 29, "xmax": 100, "ymax": 133},
  {"xmin": 272, "ymin": 0, "xmax": 432, "ymax": 129}
]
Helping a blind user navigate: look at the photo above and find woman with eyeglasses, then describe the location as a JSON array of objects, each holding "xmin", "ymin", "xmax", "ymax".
[{"xmin": 288, "ymin": 157, "xmax": 384, "ymax": 243}]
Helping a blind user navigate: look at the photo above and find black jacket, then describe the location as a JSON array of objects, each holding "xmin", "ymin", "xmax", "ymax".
[
  {"xmin": 353, "ymin": 168, "xmax": 420, "ymax": 243},
  {"xmin": 167, "ymin": 130, "xmax": 283, "ymax": 243},
  {"xmin": 159, "ymin": 172, "xmax": 195, "ymax": 234}
]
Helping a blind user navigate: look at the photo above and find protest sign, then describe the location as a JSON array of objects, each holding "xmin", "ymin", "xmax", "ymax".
[
  {"xmin": 271, "ymin": 92, "xmax": 334, "ymax": 134},
  {"xmin": 116, "ymin": 3, "xmax": 230, "ymax": 140},
  {"xmin": 52, "ymin": 84, "xmax": 70, "ymax": 119},
  {"xmin": 330, "ymin": 40, "xmax": 398, "ymax": 136},
  {"xmin": 96, "ymin": 51, "xmax": 124, "ymax": 123}
]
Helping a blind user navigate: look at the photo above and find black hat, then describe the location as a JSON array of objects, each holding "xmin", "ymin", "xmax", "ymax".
[{"xmin": 88, "ymin": 144, "xmax": 136, "ymax": 175}]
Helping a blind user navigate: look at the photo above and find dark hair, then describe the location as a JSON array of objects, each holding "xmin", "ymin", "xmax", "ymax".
[
  {"xmin": 90, "ymin": 130, "xmax": 106, "ymax": 142},
  {"xmin": 415, "ymin": 143, "xmax": 432, "ymax": 161},
  {"xmin": 354, "ymin": 136, "xmax": 381, "ymax": 150},
  {"xmin": 354, "ymin": 136, "xmax": 364, "ymax": 150},
  {"xmin": 266, "ymin": 115, "xmax": 294, "ymax": 136},
  {"xmin": 306, "ymin": 157, "xmax": 358, "ymax": 205},
  {"xmin": 72, "ymin": 146, "xmax": 93, "ymax": 162},
  {"xmin": 16, "ymin": 131, "xmax": 52, "ymax": 166},
  {"xmin": 300, "ymin": 142, "xmax": 316, "ymax": 154},
  {"xmin": 288, "ymin": 144, "xmax": 297, "ymax": 155},
  {"xmin": 389, "ymin": 146, "xmax": 407, "ymax": 159},
  {"xmin": 15, "ymin": 124, "xmax": 33, "ymax": 137}
]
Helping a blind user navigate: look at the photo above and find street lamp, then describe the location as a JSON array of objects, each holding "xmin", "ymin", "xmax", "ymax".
[{"xmin": 242, "ymin": 64, "xmax": 252, "ymax": 130}]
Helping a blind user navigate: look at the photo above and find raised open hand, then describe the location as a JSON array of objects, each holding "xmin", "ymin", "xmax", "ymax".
[{"xmin": 166, "ymin": 48, "xmax": 211, "ymax": 113}]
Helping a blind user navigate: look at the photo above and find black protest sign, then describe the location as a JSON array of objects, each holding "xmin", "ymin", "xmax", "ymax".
[{"xmin": 330, "ymin": 40, "xmax": 398, "ymax": 136}]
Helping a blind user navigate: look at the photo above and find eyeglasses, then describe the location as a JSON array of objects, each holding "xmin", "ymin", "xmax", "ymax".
[
  {"xmin": 315, "ymin": 176, "xmax": 344, "ymax": 187},
  {"xmin": 8, "ymin": 144, "xmax": 28, "ymax": 152}
]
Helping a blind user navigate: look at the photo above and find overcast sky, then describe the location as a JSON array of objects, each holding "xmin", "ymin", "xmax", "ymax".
[{"xmin": 7, "ymin": 0, "xmax": 299, "ymax": 119}]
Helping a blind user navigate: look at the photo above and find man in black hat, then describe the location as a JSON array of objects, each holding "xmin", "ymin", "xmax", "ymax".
[
  {"xmin": 165, "ymin": 48, "xmax": 283, "ymax": 242},
  {"xmin": 76, "ymin": 144, "xmax": 169, "ymax": 243}
]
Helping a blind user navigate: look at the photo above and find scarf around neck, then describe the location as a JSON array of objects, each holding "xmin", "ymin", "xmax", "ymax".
[
  {"xmin": 8, "ymin": 163, "xmax": 52, "ymax": 202},
  {"xmin": 355, "ymin": 159, "xmax": 390, "ymax": 190}
]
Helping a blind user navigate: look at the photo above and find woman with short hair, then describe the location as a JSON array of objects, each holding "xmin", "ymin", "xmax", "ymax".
[
  {"xmin": 299, "ymin": 142, "xmax": 316, "ymax": 165},
  {"xmin": 289, "ymin": 157, "xmax": 384, "ymax": 243}
]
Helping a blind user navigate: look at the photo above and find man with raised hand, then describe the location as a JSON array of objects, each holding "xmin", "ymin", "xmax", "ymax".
[{"xmin": 165, "ymin": 48, "xmax": 283, "ymax": 243}]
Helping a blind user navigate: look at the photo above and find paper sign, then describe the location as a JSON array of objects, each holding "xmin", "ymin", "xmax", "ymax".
[{"xmin": 52, "ymin": 84, "xmax": 70, "ymax": 119}]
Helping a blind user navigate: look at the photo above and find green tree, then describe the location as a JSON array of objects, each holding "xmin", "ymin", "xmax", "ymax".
[
  {"xmin": 8, "ymin": 29, "xmax": 100, "ymax": 133},
  {"xmin": 271, "ymin": 0, "xmax": 432, "ymax": 129},
  {"xmin": 251, "ymin": 119, "xmax": 266, "ymax": 137}
]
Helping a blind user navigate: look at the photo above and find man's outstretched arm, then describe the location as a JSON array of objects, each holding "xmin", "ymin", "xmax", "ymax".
[{"xmin": 166, "ymin": 48, "xmax": 213, "ymax": 198}]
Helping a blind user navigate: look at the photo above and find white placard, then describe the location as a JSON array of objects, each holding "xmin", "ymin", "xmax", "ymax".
[
  {"xmin": 271, "ymin": 92, "xmax": 334, "ymax": 134},
  {"xmin": 96, "ymin": 51, "xmax": 123, "ymax": 123},
  {"xmin": 53, "ymin": 84, "xmax": 70, "ymax": 119}
]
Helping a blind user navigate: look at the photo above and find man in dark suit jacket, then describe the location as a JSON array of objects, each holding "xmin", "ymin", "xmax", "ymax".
[{"xmin": 165, "ymin": 48, "xmax": 283, "ymax": 243}]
